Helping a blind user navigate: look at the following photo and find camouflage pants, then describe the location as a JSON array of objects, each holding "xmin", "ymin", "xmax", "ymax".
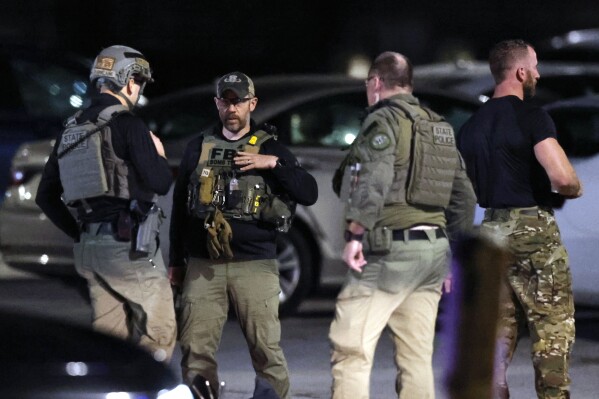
[{"xmin": 481, "ymin": 207, "xmax": 575, "ymax": 399}]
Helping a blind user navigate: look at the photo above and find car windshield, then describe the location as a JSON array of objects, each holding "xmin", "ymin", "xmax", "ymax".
[
  {"xmin": 9, "ymin": 58, "xmax": 89, "ymax": 118},
  {"xmin": 139, "ymin": 92, "xmax": 218, "ymax": 141}
]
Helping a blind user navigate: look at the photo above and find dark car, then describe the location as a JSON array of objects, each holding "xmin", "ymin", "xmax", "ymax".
[
  {"xmin": 0, "ymin": 310, "xmax": 192, "ymax": 398},
  {"xmin": 0, "ymin": 74, "xmax": 481, "ymax": 315},
  {"xmin": 0, "ymin": 46, "xmax": 94, "ymax": 198}
]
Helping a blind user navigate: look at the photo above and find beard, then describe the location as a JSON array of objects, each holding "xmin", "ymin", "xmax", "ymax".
[
  {"xmin": 523, "ymin": 70, "xmax": 537, "ymax": 99},
  {"xmin": 223, "ymin": 115, "xmax": 247, "ymax": 133}
]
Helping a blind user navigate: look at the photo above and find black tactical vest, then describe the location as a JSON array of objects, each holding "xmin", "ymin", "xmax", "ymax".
[{"xmin": 188, "ymin": 130, "xmax": 293, "ymax": 230}]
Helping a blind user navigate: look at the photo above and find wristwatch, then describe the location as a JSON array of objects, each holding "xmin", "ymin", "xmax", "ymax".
[{"xmin": 344, "ymin": 230, "xmax": 364, "ymax": 242}]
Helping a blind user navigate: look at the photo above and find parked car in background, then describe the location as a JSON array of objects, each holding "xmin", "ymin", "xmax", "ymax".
[
  {"xmin": 0, "ymin": 310, "xmax": 192, "ymax": 398},
  {"xmin": 0, "ymin": 74, "xmax": 481, "ymax": 315},
  {"xmin": 414, "ymin": 59, "xmax": 599, "ymax": 105},
  {"xmin": 544, "ymin": 95, "xmax": 599, "ymax": 305},
  {"xmin": 537, "ymin": 28, "xmax": 599, "ymax": 62},
  {"xmin": 0, "ymin": 46, "xmax": 92, "ymax": 198}
]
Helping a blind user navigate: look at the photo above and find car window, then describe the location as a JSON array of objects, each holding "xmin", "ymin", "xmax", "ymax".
[
  {"xmin": 140, "ymin": 94, "xmax": 217, "ymax": 141},
  {"xmin": 540, "ymin": 76, "xmax": 599, "ymax": 99},
  {"xmin": 268, "ymin": 91, "xmax": 476, "ymax": 148},
  {"xmin": 268, "ymin": 92, "xmax": 364, "ymax": 148},
  {"xmin": 9, "ymin": 58, "xmax": 89, "ymax": 118},
  {"xmin": 551, "ymin": 107, "xmax": 599, "ymax": 157}
]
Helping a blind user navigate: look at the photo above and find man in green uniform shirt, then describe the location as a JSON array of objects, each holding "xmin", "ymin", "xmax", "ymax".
[{"xmin": 329, "ymin": 51, "xmax": 476, "ymax": 399}]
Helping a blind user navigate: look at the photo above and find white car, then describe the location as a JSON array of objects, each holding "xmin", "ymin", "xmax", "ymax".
[{"xmin": 0, "ymin": 74, "xmax": 481, "ymax": 315}]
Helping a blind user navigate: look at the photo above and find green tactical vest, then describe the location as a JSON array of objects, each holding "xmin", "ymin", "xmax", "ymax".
[
  {"xmin": 388, "ymin": 99, "xmax": 459, "ymax": 209},
  {"xmin": 188, "ymin": 130, "xmax": 293, "ymax": 227},
  {"xmin": 370, "ymin": 100, "xmax": 460, "ymax": 209},
  {"xmin": 57, "ymin": 105, "xmax": 155, "ymax": 206}
]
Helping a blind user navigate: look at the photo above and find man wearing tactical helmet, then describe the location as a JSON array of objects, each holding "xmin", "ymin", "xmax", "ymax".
[{"xmin": 36, "ymin": 45, "xmax": 177, "ymax": 362}]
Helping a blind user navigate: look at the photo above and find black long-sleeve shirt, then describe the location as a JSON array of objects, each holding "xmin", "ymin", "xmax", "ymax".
[
  {"xmin": 36, "ymin": 94, "xmax": 172, "ymax": 240},
  {"xmin": 169, "ymin": 123, "xmax": 318, "ymax": 265}
]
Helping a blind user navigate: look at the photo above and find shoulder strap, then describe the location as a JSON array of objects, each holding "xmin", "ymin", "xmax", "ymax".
[
  {"xmin": 243, "ymin": 129, "xmax": 273, "ymax": 154},
  {"xmin": 97, "ymin": 104, "xmax": 129, "ymax": 123},
  {"xmin": 57, "ymin": 105, "xmax": 130, "ymax": 159},
  {"xmin": 383, "ymin": 99, "xmax": 445, "ymax": 123},
  {"xmin": 247, "ymin": 129, "xmax": 273, "ymax": 146}
]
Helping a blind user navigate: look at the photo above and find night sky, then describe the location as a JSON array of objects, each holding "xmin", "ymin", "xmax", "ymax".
[{"xmin": 2, "ymin": 0, "xmax": 599, "ymax": 95}]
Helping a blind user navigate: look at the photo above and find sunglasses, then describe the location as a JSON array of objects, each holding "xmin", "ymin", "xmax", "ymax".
[{"xmin": 216, "ymin": 97, "xmax": 253, "ymax": 108}]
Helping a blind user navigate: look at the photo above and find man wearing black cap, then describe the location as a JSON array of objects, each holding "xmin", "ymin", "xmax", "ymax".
[{"xmin": 168, "ymin": 72, "xmax": 318, "ymax": 399}]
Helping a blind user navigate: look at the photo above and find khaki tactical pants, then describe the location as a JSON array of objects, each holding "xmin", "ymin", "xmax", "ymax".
[
  {"xmin": 73, "ymin": 223, "xmax": 177, "ymax": 362},
  {"xmin": 179, "ymin": 258, "xmax": 290, "ymax": 399},
  {"xmin": 330, "ymin": 230, "xmax": 449, "ymax": 399},
  {"xmin": 482, "ymin": 207, "xmax": 575, "ymax": 399}
]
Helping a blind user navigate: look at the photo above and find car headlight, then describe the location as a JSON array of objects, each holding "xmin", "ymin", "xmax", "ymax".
[{"xmin": 157, "ymin": 384, "xmax": 193, "ymax": 399}]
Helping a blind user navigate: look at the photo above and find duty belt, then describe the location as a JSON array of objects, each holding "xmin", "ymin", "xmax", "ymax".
[
  {"xmin": 485, "ymin": 206, "xmax": 553, "ymax": 221},
  {"xmin": 392, "ymin": 228, "xmax": 446, "ymax": 241},
  {"xmin": 81, "ymin": 222, "xmax": 114, "ymax": 235}
]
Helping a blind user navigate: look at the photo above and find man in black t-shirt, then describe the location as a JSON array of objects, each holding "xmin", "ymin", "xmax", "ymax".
[{"xmin": 458, "ymin": 40, "xmax": 582, "ymax": 399}]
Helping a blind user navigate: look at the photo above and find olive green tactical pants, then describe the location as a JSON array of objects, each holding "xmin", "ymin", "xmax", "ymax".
[
  {"xmin": 482, "ymin": 207, "xmax": 575, "ymax": 399},
  {"xmin": 179, "ymin": 257, "xmax": 290, "ymax": 399},
  {"xmin": 330, "ymin": 231, "xmax": 449, "ymax": 399},
  {"xmin": 73, "ymin": 224, "xmax": 177, "ymax": 362}
]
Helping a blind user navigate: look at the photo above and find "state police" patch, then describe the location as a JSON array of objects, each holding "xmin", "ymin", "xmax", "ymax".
[{"xmin": 433, "ymin": 125, "xmax": 454, "ymax": 146}]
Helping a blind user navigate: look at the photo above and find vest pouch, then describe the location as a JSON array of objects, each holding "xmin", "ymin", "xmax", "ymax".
[
  {"xmin": 226, "ymin": 176, "xmax": 242, "ymax": 209},
  {"xmin": 261, "ymin": 196, "xmax": 293, "ymax": 232},
  {"xmin": 199, "ymin": 169, "xmax": 215, "ymax": 205},
  {"xmin": 239, "ymin": 175, "xmax": 267, "ymax": 217},
  {"xmin": 58, "ymin": 125, "xmax": 109, "ymax": 203},
  {"xmin": 226, "ymin": 189, "xmax": 243, "ymax": 210},
  {"xmin": 367, "ymin": 226, "xmax": 392, "ymax": 256}
]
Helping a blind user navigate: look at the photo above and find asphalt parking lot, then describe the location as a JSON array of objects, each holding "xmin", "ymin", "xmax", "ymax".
[{"xmin": 2, "ymin": 253, "xmax": 599, "ymax": 398}]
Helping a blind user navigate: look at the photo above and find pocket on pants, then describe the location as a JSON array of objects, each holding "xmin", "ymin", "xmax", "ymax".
[
  {"xmin": 377, "ymin": 251, "xmax": 421, "ymax": 294},
  {"xmin": 531, "ymin": 247, "xmax": 572, "ymax": 314},
  {"xmin": 73, "ymin": 242, "xmax": 89, "ymax": 278}
]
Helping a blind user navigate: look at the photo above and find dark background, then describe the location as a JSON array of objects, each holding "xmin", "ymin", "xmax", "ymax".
[{"xmin": 2, "ymin": 0, "xmax": 599, "ymax": 96}]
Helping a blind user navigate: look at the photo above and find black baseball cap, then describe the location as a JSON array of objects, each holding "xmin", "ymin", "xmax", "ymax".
[{"xmin": 216, "ymin": 71, "xmax": 255, "ymax": 98}]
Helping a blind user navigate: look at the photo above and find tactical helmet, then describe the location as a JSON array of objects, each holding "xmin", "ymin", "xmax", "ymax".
[{"xmin": 90, "ymin": 45, "xmax": 153, "ymax": 89}]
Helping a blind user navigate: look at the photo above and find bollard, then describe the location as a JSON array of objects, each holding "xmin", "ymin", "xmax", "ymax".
[{"xmin": 444, "ymin": 231, "xmax": 510, "ymax": 399}]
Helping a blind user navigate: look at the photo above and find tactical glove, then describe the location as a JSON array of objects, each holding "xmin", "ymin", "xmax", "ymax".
[
  {"xmin": 214, "ymin": 208, "xmax": 234, "ymax": 259},
  {"xmin": 205, "ymin": 209, "xmax": 233, "ymax": 260}
]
